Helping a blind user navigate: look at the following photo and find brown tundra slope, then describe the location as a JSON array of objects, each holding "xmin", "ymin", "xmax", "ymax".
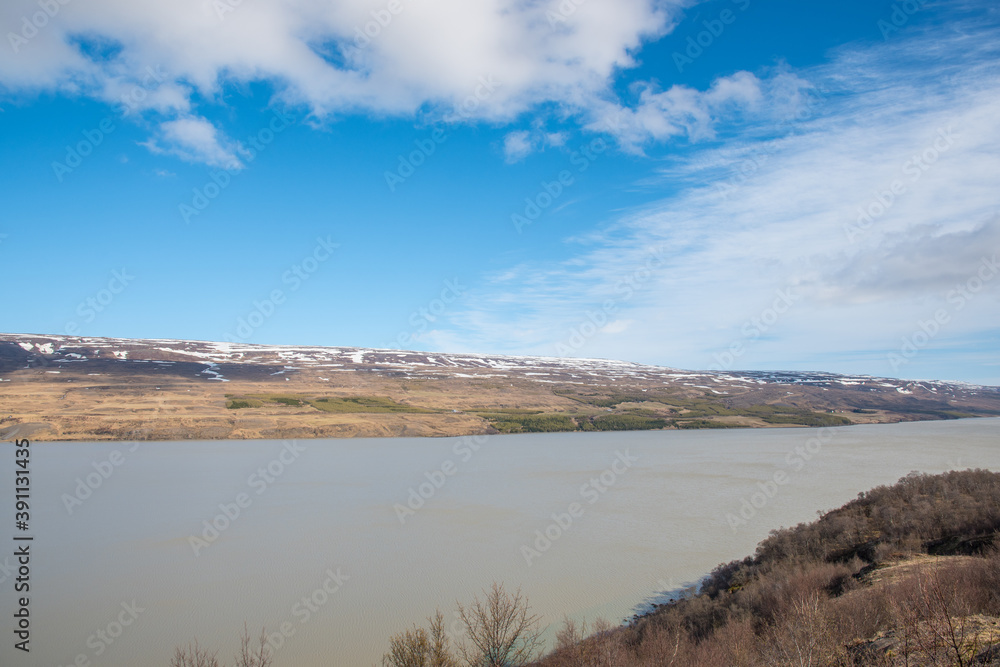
[{"xmin": 1, "ymin": 333, "xmax": 998, "ymax": 441}]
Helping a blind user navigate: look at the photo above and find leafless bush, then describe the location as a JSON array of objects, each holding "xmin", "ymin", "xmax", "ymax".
[
  {"xmin": 235, "ymin": 624, "xmax": 272, "ymax": 667},
  {"xmin": 458, "ymin": 583, "xmax": 545, "ymax": 667},
  {"xmin": 737, "ymin": 562, "xmax": 854, "ymax": 630},
  {"xmin": 762, "ymin": 592, "xmax": 845, "ymax": 667},
  {"xmin": 889, "ymin": 565, "xmax": 991, "ymax": 667},
  {"xmin": 934, "ymin": 553, "xmax": 1000, "ymax": 617},
  {"xmin": 171, "ymin": 641, "xmax": 220, "ymax": 667},
  {"xmin": 827, "ymin": 584, "xmax": 894, "ymax": 646},
  {"xmin": 383, "ymin": 610, "xmax": 458, "ymax": 667}
]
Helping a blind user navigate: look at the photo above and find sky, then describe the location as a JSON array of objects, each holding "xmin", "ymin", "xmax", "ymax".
[{"xmin": 0, "ymin": 0, "xmax": 998, "ymax": 384}]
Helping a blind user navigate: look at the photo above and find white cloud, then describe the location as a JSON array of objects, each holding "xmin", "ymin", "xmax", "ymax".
[
  {"xmin": 586, "ymin": 69, "xmax": 810, "ymax": 151},
  {"xmin": 0, "ymin": 0, "xmax": 796, "ymax": 165},
  {"xmin": 0, "ymin": 0, "xmax": 681, "ymax": 119},
  {"xmin": 431, "ymin": 23, "xmax": 1000, "ymax": 381},
  {"xmin": 0, "ymin": 0, "xmax": 742, "ymax": 165},
  {"xmin": 503, "ymin": 130, "xmax": 534, "ymax": 163},
  {"xmin": 602, "ymin": 319, "xmax": 634, "ymax": 335},
  {"xmin": 143, "ymin": 116, "xmax": 245, "ymax": 169}
]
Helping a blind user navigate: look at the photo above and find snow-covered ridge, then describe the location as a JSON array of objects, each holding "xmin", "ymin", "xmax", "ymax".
[{"xmin": 1, "ymin": 332, "xmax": 996, "ymax": 395}]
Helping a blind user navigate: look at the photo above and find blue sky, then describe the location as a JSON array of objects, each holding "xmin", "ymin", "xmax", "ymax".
[{"xmin": 1, "ymin": 0, "xmax": 998, "ymax": 384}]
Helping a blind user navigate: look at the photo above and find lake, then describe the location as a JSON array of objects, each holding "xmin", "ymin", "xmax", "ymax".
[{"xmin": 1, "ymin": 418, "xmax": 998, "ymax": 666}]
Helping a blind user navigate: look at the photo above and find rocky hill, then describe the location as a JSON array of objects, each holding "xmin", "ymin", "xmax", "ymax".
[{"xmin": 1, "ymin": 333, "xmax": 997, "ymax": 441}]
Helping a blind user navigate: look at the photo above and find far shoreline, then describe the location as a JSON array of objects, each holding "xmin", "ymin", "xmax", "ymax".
[{"xmin": 9, "ymin": 413, "xmax": 996, "ymax": 445}]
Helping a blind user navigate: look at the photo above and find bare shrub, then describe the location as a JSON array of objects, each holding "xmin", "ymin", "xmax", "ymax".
[
  {"xmin": 827, "ymin": 584, "xmax": 894, "ymax": 647},
  {"xmin": 235, "ymin": 624, "xmax": 272, "ymax": 667},
  {"xmin": 737, "ymin": 562, "xmax": 852, "ymax": 629},
  {"xmin": 426, "ymin": 610, "xmax": 458, "ymax": 667},
  {"xmin": 383, "ymin": 625, "xmax": 430, "ymax": 667},
  {"xmin": 631, "ymin": 620, "xmax": 688, "ymax": 666},
  {"xmin": 554, "ymin": 616, "xmax": 586, "ymax": 653},
  {"xmin": 587, "ymin": 618, "xmax": 630, "ymax": 667},
  {"xmin": 889, "ymin": 565, "xmax": 993, "ymax": 667},
  {"xmin": 763, "ymin": 592, "xmax": 844, "ymax": 667},
  {"xmin": 383, "ymin": 610, "xmax": 458, "ymax": 667},
  {"xmin": 457, "ymin": 583, "xmax": 544, "ymax": 667},
  {"xmin": 934, "ymin": 553, "xmax": 1000, "ymax": 617},
  {"xmin": 547, "ymin": 616, "xmax": 592, "ymax": 666},
  {"xmin": 171, "ymin": 641, "xmax": 221, "ymax": 667}
]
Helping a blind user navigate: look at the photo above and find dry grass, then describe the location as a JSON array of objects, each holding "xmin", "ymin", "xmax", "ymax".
[{"xmin": 528, "ymin": 470, "xmax": 1000, "ymax": 667}]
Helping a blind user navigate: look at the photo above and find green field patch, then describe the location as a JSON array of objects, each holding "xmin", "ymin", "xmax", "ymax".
[
  {"xmin": 585, "ymin": 414, "xmax": 670, "ymax": 431},
  {"xmin": 761, "ymin": 412, "xmax": 852, "ymax": 427},
  {"xmin": 674, "ymin": 419, "xmax": 745, "ymax": 429},
  {"xmin": 246, "ymin": 393, "xmax": 306, "ymax": 406},
  {"xmin": 675, "ymin": 401, "xmax": 739, "ymax": 418},
  {"xmin": 226, "ymin": 399, "xmax": 264, "ymax": 409},
  {"xmin": 225, "ymin": 393, "xmax": 306, "ymax": 409},
  {"xmin": 480, "ymin": 413, "xmax": 578, "ymax": 433}
]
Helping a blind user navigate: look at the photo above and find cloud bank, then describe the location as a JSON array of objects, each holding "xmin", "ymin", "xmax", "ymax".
[{"xmin": 1, "ymin": 0, "xmax": 708, "ymax": 163}]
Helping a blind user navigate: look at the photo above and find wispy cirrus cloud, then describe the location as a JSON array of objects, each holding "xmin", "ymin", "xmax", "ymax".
[{"xmin": 426, "ymin": 18, "xmax": 1000, "ymax": 383}]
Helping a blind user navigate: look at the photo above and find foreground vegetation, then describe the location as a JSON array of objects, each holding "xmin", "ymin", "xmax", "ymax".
[
  {"xmin": 382, "ymin": 470, "xmax": 1000, "ymax": 666},
  {"xmin": 169, "ymin": 470, "xmax": 1000, "ymax": 665},
  {"xmin": 534, "ymin": 469, "xmax": 1000, "ymax": 666}
]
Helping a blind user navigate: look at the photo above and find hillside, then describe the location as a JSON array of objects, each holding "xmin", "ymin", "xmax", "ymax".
[
  {"xmin": 1, "ymin": 333, "xmax": 998, "ymax": 441},
  {"xmin": 533, "ymin": 469, "xmax": 1000, "ymax": 666}
]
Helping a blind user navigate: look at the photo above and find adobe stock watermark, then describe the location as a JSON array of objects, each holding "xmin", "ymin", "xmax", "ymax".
[
  {"xmin": 520, "ymin": 450, "xmax": 638, "ymax": 566},
  {"xmin": 179, "ymin": 109, "xmax": 295, "ymax": 223},
  {"xmin": 57, "ymin": 600, "xmax": 145, "ymax": 667},
  {"xmin": 725, "ymin": 427, "xmax": 836, "ymax": 532},
  {"xmin": 8, "ymin": 0, "xmax": 73, "ymax": 54},
  {"xmin": 258, "ymin": 566, "xmax": 350, "ymax": 654},
  {"xmin": 672, "ymin": 0, "xmax": 751, "ymax": 73},
  {"xmin": 878, "ymin": 0, "xmax": 927, "ymax": 40},
  {"xmin": 708, "ymin": 286, "xmax": 799, "ymax": 371},
  {"xmin": 188, "ymin": 441, "xmax": 306, "ymax": 556},
  {"xmin": 887, "ymin": 252, "xmax": 999, "ymax": 372},
  {"xmin": 60, "ymin": 442, "xmax": 141, "ymax": 514},
  {"xmin": 714, "ymin": 89, "xmax": 826, "ymax": 202},
  {"xmin": 384, "ymin": 76, "xmax": 501, "ymax": 192},
  {"xmin": 511, "ymin": 137, "xmax": 606, "ymax": 233},
  {"xmin": 0, "ymin": 555, "xmax": 18, "ymax": 586},
  {"xmin": 211, "ymin": 0, "xmax": 245, "ymax": 21},
  {"xmin": 63, "ymin": 268, "xmax": 135, "ymax": 336},
  {"xmin": 388, "ymin": 278, "xmax": 466, "ymax": 349},
  {"xmin": 844, "ymin": 126, "xmax": 956, "ymax": 243},
  {"xmin": 384, "ymin": 127, "xmax": 447, "ymax": 192},
  {"xmin": 714, "ymin": 142, "xmax": 776, "ymax": 202},
  {"xmin": 350, "ymin": 0, "xmax": 409, "ymax": 49},
  {"xmin": 393, "ymin": 434, "xmax": 489, "ymax": 524},
  {"xmin": 546, "ymin": 0, "xmax": 588, "ymax": 27},
  {"xmin": 51, "ymin": 66, "xmax": 168, "ymax": 183},
  {"xmin": 224, "ymin": 236, "xmax": 338, "ymax": 343},
  {"xmin": 555, "ymin": 246, "xmax": 667, "ymax": 357}
]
